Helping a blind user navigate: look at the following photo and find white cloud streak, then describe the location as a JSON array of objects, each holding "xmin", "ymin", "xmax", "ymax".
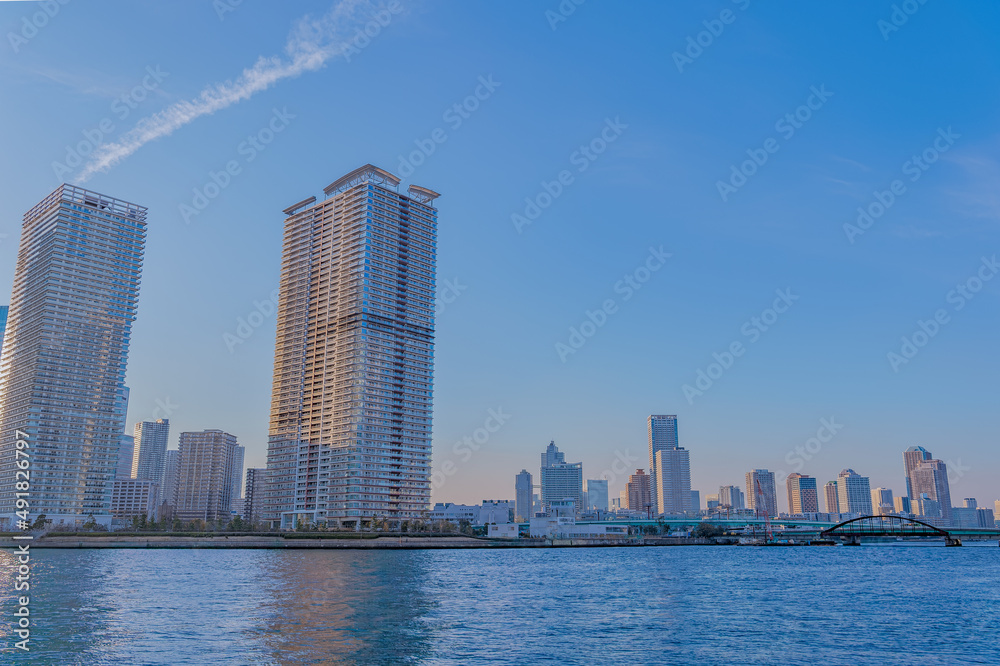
[{"xmin": 75, "ymin": 0, "xmax": 386, "ymax": 182}]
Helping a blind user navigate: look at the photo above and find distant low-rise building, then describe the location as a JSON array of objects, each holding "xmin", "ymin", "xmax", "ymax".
[
  {"xmin": 428, "ymin": 501, "xmax": 513, "ymax": 525},
  {"xmin": 111, "ymin": 479, "xmax": 159, "ymax": 522},
  {"xmin": 871, "ymin": 488, "xmax": 894, "ymax": 516}
]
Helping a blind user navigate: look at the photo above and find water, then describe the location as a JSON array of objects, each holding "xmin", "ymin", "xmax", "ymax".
[{"xmin": 1, "ymin": 545, "xmax": 998, "ymax": 664}]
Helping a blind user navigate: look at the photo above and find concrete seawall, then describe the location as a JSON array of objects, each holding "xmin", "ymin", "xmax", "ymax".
[{"xmin": 0, "ymin": 535, "xmax": 716, "ymax": 549}]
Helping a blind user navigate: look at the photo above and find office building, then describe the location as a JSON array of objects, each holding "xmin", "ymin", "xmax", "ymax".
[
  {"xmin": 837, "ymin": 469, "xmax": 873, "ymax": 515},
  {"xmin": 910, "ymin": 459, "xmax": 952, "ymax": 524},
  {"xmin": 871, "ymin": 488, "xmax": 894, "ymax": 515},
  {"xmin": 132, "ymin": 419, "xmax": 170, "ymax": 483},
  {"xmin": 824, "ymin": 481, "xmax": 840, "ymax": 514},
  {"xmin": 263, "ymin": 165, "xmax": 438, "ymax": 529},
  {"xmin": 230, "ymin": 445, "xmax": 245, "ymax": 512},
  {"xmin": 585, "ymin": 478, "xmax": 609, "ymax": 512},
  {"xmin": 654, "ymin": 448, "xmax": 691, "ymax": 515},
  {"xmin": 691, "ymin": 490, "xmax": 700, "ymax": 512},
  {"xmin": 625, "ymin": 469, "xmax": 652, "ymax": 515},
  {"xmin": 540, "ymin": 441, "xmax": 584, "ymax": 513},
  {"xmin": 894, "ymin": 496, "xmax": 911, "ymax": 515},
  {"xmin": 647, "ymin": 414, "xmax": 678, "ymax": 514},
  {"xmin": 159, "ymin": 449, "xmax": 179, "ymax": 507},
  {"xmin": 0, "ymin": 185, "xmax": 145, "ymax": 528},
  {"xmin": 913, "ymin": 494, "xmax": 941, "ymax": 520},
  {"xmin": 786, "ymin": 473, "xmax": 819, "ymax": 514},
  {"xmin": 903, "ymin": 446, "xmax": 931, "ymax": 500},
  {"xmin": 976, "ymin": 507, "xmax": 995, "ymax": 528},
  {"xmin": 428, "ymin": 500, "xmax": 513, "ymax": 525},
  {"xmin": 175, "ymin": 430, "xmax": 239, "ymax": 524},
  {"xmin": 963, "ymin": 498, "xmax": 977, "ymax": 509},
  {"xmin": 116, "ymin": 435, "xmax": 135, "ymax": 479},
  {"xmin": 243, "ymin": 467, "xmax": 266, "ymax": 524},
  {"xmin": 706, "ymin": 494, "xmax": 720, "ymax": 510},
  {"xmin": 515, "ymin": 470, "xmax": 533, "ymax": 521},
  {"xmin": 745, "ymin": 469, "xmax": 777, "ymax": 518},
  {"xmin": 718, "ymin": 485, "xmax": 744, "ymax": 510},
  {"xmin": 110, "ymin": 479, "xmax": 159, "ymax": 522}
]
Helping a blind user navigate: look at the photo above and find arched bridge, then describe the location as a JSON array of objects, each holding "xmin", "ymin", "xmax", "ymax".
[{"xmin": 821, "ymin": 515, "xmax": 962, "ymax": 546}]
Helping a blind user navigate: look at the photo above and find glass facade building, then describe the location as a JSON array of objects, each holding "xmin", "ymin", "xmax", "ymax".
[{"xmin": 0, "ymin": 185, "xmax": 145, "ymax": 527}]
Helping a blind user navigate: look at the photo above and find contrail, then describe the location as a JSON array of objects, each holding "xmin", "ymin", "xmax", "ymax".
[{"xmin": 76, "ymin": 0, "xmax": 394, "ymax": 182}]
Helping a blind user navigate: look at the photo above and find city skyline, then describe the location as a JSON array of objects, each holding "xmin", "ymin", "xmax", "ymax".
[{"xmin": 0, "ymin": 2, "xmax": 998, "ymax": 511}]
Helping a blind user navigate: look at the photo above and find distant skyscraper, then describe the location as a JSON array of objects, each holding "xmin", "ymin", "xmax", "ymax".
[
  {"xmin": 263, "ymin": 165, "xmax": 438, "ymax": 529},
  {"xmin": 745, "ymin": 469, "xmax": 777, "ymax": 517},
  {"xmin": 160, "ymin": 450, "xmax": 179, "ymax": 507},
  {"xmin": 963, "ymin": 498, "xmax": 977, "ymax": 509},
  {"xmin": 515, "ymin": 469, "xmax": 533, "ymax": 521},
  {"xmin": 116, "ymin": 435, "xmax": 135, "ymax": 479},
  {"xmin": 647, "ymin": 415, "xmax": 678, "ymax": 514},
  {"xmin": 0, "ymin": 185, "xmax": 145, "ymax": 528},
  {"xmin": 690, "ymin": 490, "xmax": 700, "ymax": 512},
  {"xmin": 706, "ymin": 494, "xmax": 720, "ymax": 510},
  {"xmin": 244, "ymin": 467, "xmax": 266, "ymax": 524},
  {"xmin": 230, "ymin": 445, "xmax": 245, "ymax": 512},
  {"xmin": 837, "ymin": 469, "xmax": 873, "ymax": 515},
  {"xmin": 824, "ymin": 481, "xmax": 840, "ymax": 514},
  {"xmin": 0, "ymin": 305, "xmax": 9, "ymax": 357},
  {"xmin": 786, "ymin": 473, "xmax": 819, "ymax": 514},
  {"xmin": 718, "ymin": 485, "xmax": 744, "ymax": 510},
  {"xmin": 903, "ymin": 446, "xmax": 932, "ymax": 500},
  {"xmin": 585, "ymin": 478, "xmax": 609, "ymax": 512},
  {"xmin": 132, "ymin": 419, "xmax": 170, "ymax": 483},
  {"xmin": 539, "ymin": 441, "xmax": 583, "ymax": 513},
  {"xmin": 625, "ymin": 469, "xmax": 652, "ymax": 515},
  {"xmin": 654, "ymin": 448, "xmax": 691, "ymax": 515},
  {"xmin": 871, "ymin": 488, "xmax": 894, "ymax": 515},
  {"xmin": 894, "ymin": 496, "xmax": 912, "ymax": 515},
  {"xmin": 175, "ymin": 430, "xmax": 239, "ymax": 524},
  {"xmin": 910, "ymin": 459, "xmax": 952, "ymax": 524}
]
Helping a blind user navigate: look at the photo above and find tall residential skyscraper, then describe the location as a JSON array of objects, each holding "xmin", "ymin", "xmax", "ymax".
[
  {"xmin": 903, "ymin": 446, "xmax": 932, "ymax": 500},
  {"xmin": 911, "ymin": 459, "xmax": 952, "ymax": 524},
  {"xmin": 745, "ymin": 469, "xmax": 777, "ymax": 517},
  {"xmin": 824, "ymin": 481, "xmax": 840, "ymax": 514},
  {"xmin": 837, "ymin": 469, "xmax": 873, "ymax": 515},
  {"xmin": 647, "ymin": 415, "xmax": 678, "ymax": 514},
  {"xmin": 625, "ymin": 469, "xmax": 652, "ymax": 515},
  {"xmin": 786, "ymin": 473, "xmax": 819, "ymax": 514},
  {"xmin": 0, "ymin": 185, "xmax": 145, "ymax": 528},
  {"xmin": 585, "ymin": 478, "xmax": 609, "ymax": 512},
  {"xmin": 132, "ymin": 419, "xmax": 170, "ymax": 483},
  {"xmin": 515, "ymin": 469, "xmax": 533, "ymax": 521},
  {"xmin": 159, "ymin": 449, "xmax": 179, "ymax": 507},
  {"xmin": 263, "ymin": 166, "xmax": 438, "ymax": 529},
  {"xmin": 230, "ymin": 444, "xmax": 245, "ymax": 512},
  {"xmin": 872, "ymin": 488, "xmax": 895, "ymax": 515},
  {"xmin": 0, "ymin": 305, "xmax": 8, "ymax": 355},
  {"xmin": 719, "ymin": 485, "xmax": 744, "ymax": 510},
  {"xmin": 175, "ymin": 430, "xmax": 239, "ymax": 524},
  {"xmin": 539, "ymin": 441, "xmax": 583, "ymax": 513},
  {"xmin": 654, "ymin": 448, "xmax": 691, "ymax": 515}
]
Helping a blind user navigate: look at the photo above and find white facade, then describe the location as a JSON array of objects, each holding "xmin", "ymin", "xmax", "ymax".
[
  {"xmin": 0, "ymin": 185, "xmax": 145, "ymax": 527},
  {"xmin": 515, "ymin": 469, "xmax": 533, "ymax": 521},
  {"xmin": 647, "ymin": 414, "xmax": 678, "ymax": 515},
  {"xmin": 428, "ymin": 501, "xmax": 513, "ymax": 525},
  {"xmin": 655, "ymin": 448, "xmax": 691, "ymax": 515},
  {"xmin": 264, "ymin": 165, "xmax": 438, "ymax": 528},
  {"xmin": 132, "ymin": 419, "xmax": 170, "ymax": 483},
  {"xmin": 539, "ymin": 441, "xmax": 583, "ymax": 513},
  {"xmin": 837, "ymin": 469, "xmax": 873, "ymax": 515}
]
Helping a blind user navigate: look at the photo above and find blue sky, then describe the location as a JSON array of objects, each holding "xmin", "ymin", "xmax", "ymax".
[{"xmin": 1, "ymin": 0, "xmax": 998, "ymax": 511}]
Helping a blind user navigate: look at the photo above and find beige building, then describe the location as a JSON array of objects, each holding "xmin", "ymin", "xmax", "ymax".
[
  {"xmin": 111, "ymin": 479, "xmax": 159, "ymax": 522},
  {"xmin": 174, "ymin": 430, "xmax": 239, "ymax": 524}
]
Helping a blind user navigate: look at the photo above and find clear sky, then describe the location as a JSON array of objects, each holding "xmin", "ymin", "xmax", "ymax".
[{"xmin": 1, "ymin": 0, "xmax": 998, "ymax": 512}]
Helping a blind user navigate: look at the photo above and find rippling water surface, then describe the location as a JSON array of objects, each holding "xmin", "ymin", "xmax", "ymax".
[{"xmin": 1, "ymin": 545, "xmax": 998, "ymax": 664}]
